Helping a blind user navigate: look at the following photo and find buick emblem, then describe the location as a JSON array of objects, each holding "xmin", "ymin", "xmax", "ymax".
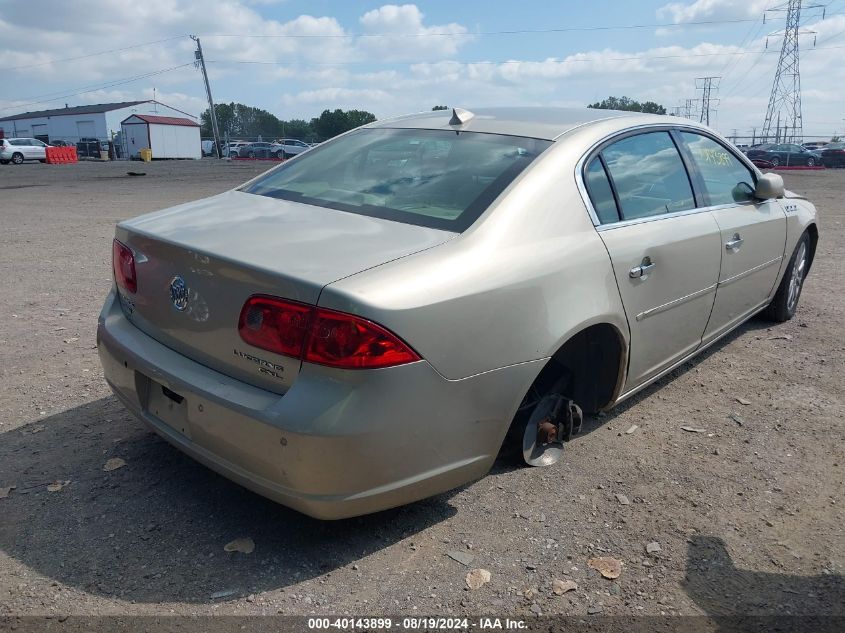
[{"xmin": 169, "ymin": 276, "xmax": 189, "ymax": 311}]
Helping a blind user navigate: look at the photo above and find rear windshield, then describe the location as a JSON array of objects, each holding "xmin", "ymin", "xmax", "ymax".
[{"xmin": 241, "ymin": 128, "xmax": 551, "ymax": 231}]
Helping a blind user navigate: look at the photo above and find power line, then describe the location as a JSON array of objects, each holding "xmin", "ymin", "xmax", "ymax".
[
  {"xmin": 0, "ymin": 63, "xmax": 194, "ymax": 112},
  {"xmin": 719, "ymin": 15, "xmax": 768, "ymax": 83},
  {"xmin": 0, "ymin": 35, "xmax": 188, "ymax": 73},
  {"xmin": 202, "ymin": 17, "xmax": 786, "ymax": 39},
  {"xmin": 205, "ymin": 42, "xmax": 845, "ymax": 68}
]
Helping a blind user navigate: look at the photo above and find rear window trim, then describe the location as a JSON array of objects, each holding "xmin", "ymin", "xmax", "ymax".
[{"xmin": 240, "ymin": 127, "xmax": 552, "ymax": 233}]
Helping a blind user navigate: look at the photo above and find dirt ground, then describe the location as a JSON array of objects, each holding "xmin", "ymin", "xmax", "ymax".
[{"xmin": 0, "ymin": 160, "xmax": 842, "ymax": 623}]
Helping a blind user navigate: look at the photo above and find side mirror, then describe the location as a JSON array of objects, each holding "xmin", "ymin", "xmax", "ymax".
[
  {"xmin": 753, "ymin": 173, "xmax": 784, "ymax": 200},
  {"xmin": 732, "ymin": 182, "xmax": 755, "ymax": 203}
]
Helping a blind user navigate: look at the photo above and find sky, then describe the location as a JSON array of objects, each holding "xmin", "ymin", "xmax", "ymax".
[{"xmin": 1, "ymin": 0, "xmax": 844, "ymax": 139}]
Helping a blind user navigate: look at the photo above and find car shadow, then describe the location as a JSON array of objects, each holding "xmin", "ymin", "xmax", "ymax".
[
  {"xmin": 491, "ymin": 315, "xmax": 780, "ymax": 474},
  {"xmin": 0, "ymin": 397, "xmax": 457, "ymax": 604},
  {"xmin": 683, "ymin": 535, "xmax": 844, "ymax": 631}
]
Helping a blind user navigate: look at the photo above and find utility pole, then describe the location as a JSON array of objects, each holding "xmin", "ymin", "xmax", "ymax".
[
  {"xmin": 695, "ymin": 76, "xmax": 720, "ymax": 126},
  {"xmin": 760, "ymin": 0, "xmax": 824, "ymax": 144},
  {"xmin": 191, "ymin": 35, "xmax": 221, "ymax": 158}
]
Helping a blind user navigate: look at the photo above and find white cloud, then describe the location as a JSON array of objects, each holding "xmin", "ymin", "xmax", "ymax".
[
  {"xmin": 357, "ymin": 4, "xmax": 471, "ymax": 60},
  {"xmin": 657, "ymin": 0, "xmax": 769, "ymax": 23}
]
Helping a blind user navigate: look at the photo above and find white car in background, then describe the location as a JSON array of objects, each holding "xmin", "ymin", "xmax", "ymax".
[
  {"xmin": 274, "ymin": 138, "xmax": 312, "ymax": 158},
  {"xmin": 0, "ymin": 138, "xmax": 51, "ymax": 164}
]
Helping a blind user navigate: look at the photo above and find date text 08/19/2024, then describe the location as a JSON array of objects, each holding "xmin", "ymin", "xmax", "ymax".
[{"xmin": 306, "ymin": 617, "xmax": 528, "ymax": 630}]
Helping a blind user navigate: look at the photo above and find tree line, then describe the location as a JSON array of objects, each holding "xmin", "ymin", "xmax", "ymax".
[
  {"xmin": 200, "ymin": 103, "xmax": 376, "ymax": 142},
  {"xmin": 201, "ymin": 97, "xmax": 673, "ymax": 143}
]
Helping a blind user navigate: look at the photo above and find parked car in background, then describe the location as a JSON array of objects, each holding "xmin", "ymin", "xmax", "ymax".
[
  {"xmin": 0, "ymin": 138, "xmax": 51, "ymax": 164},
  {"xmin": 274, "ymin": 138, "xmax": 312, "ymax": 158},
  {"xmin": 237, "ymin": 142, "xmax": 278, "ymax": 158},
  {"xmin": 745, "ymin": 143, "xmax": 820, "ymax": 167},
  {"xmin": 802, "ymin": 141, "xmax": 828, "ymax": 151},
  {"xmin": 820, "ymin": 142, "xmax": 845, "ymax": 168},
  {"xmin": 98, "ymin": 107, "xmax": 818, "ymax": 519},
  {"xmin": 225, "ymin": 141, "xmax": 250, "ymax": 157}
]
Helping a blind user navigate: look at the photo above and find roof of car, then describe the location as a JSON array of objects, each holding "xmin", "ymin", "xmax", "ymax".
[{"xmin": 366, "ymin": 107, "xmax": 691, "ymax": 141}]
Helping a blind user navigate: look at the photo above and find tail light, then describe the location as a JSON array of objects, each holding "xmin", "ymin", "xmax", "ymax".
[
  {"xmin": 238, "ymin": 295, "xmax": 420, "ymax": 370},
  {"xmin": 238, "ymin": 296, "xmax": 311, "ymax": 358},
  {"xmin": 112, "ymin": 239, "xmax": 137, "ymax": 293},
  {"xmin": 305, "ymin": 307, "xmax": 420, "ymax": 369}
]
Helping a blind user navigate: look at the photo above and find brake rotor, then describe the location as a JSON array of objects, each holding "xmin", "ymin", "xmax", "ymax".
[{"xmin": 522, "ymin": 394, "xmax": 565, "ymax": 467}]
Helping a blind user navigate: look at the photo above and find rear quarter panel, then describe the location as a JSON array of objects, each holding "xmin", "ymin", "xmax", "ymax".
[{"xmin": 320, "ymin": 138, "xmax": 629, "ymax": 380}]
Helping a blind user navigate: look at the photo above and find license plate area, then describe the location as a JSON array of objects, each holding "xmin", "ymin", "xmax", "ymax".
[{"xmin": 144, "ymin": 378, "xmax": 191, "ymax": 439}]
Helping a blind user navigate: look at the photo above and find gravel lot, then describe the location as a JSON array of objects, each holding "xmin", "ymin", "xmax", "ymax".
[{"xmin": 0, "ymin": 160, "xmax": 842, "ymax": 621}]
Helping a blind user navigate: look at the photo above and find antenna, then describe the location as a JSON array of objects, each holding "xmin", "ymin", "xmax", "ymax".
[{"xmin": 449, "ymin": 108, "xmax": 474, "ymax": 126}]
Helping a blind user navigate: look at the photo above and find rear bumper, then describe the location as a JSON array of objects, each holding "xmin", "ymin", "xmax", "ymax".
[{"xmin": 97, "ymin": 290, "xmax": 541, "ymax": 519}]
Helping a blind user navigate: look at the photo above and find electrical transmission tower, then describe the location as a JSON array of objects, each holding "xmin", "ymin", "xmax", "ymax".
[
  {"xmin": 676, "ymin": 99, "xmax": 697, "ymax": 120},
  {"xmin": 696, "ymin": 77, "xmax": 720, "ymax": 126},
  {"xmin": 760, "ymin": 0, "xmax": 824, "ymax": 144}
]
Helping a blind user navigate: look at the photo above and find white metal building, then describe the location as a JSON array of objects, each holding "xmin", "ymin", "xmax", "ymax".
[
  {"xmin": 121, "ymin": 114, "xmax": 201, "ymax": 159},
  {"xmin": 0, "ymin": 101, "xmax": 198, "ymax": 145}
]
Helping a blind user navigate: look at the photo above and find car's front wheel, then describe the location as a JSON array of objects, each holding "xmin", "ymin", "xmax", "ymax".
[
  {"xmin": 275, "ymin": 150, "xmax": 284, "ymax": 159},
  {"xmin": 765, "ymin": 232, "xmax": 810, "ymax": 322},
  {"xmin": 770, "ymin": 156, "xmax": 780, "ymax": 167},
  {"xmin": 11, "ymin": 152, "xmax": 24, "ymax": 165},
  {"xmin": 807, "ymin": 157, "xmax": 816, "ymax": 167}
]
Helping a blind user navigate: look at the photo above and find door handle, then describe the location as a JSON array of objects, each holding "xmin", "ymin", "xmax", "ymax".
[
  {"xmin": 725, "ymin": 234, "xmax": 744, "ymax": 250},
  {"xmin": 629, "ymin": 258, "xmax": 656, "ymax": 279}
]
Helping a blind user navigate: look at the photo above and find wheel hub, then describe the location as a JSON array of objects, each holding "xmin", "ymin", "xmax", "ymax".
[{"xmin": 522, "ymin": 394, "xmax": 583, "ymax": 467}]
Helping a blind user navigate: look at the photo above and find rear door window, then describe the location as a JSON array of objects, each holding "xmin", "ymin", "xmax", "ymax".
[
  {"xmin": 679, "ymin": 132, "xmax": 756, "ymax": 206},
  {"xmin": 600, "ymin": 132, "xmax": 696, "ymax": 220},
  {"xmin": 584, "ymin": 157, "xmax": 620, "ymax": 224}
]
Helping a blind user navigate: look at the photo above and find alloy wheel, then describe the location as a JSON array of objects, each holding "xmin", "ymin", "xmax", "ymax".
[{"xmin": 787, "ymin": 241, "xmax": 807, "ymax": 313}]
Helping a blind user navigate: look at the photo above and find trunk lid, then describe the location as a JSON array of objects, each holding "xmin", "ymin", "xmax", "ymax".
[{"xmin": 116, "ymin": 190, "xmax": 452, "ymax": 393}]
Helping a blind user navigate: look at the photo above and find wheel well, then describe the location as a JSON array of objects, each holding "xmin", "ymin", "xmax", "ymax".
[
  {"xmin": 806, "ymin": 223, "xmax": 818, "ymax": 273},
  {"xmin": 521, "ymin": 324, "xmax": 625, "ymax": 415}
]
